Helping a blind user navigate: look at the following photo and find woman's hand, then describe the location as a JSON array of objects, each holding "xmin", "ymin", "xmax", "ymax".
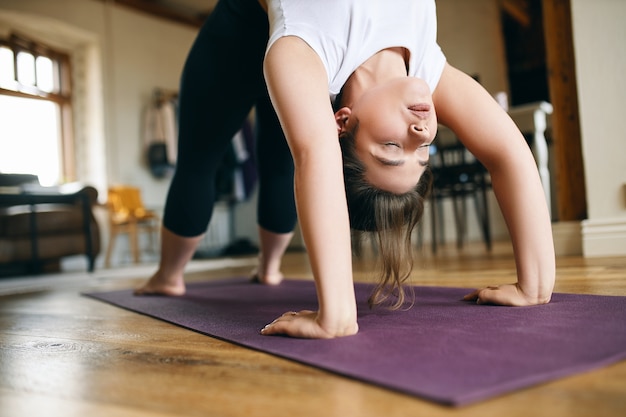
[
  {"xmin": 261, "ymin": 310, "xmax": 359, "ymax": 339},
  {"xmin": 463, "ymin": 283, "xmax": 552, "ymax": 306}
]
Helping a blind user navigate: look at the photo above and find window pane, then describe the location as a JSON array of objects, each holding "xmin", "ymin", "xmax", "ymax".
[
  {"xmin": 36, "ymin": 56, "xmax": 55, "ymax": 92},
  {"xmin": 0, "ymin": 95, "xmax": 62, "ymax": 186},
  {"xmin": 0, "ymin": 46, "xmax": 15, "ymax": 88},
  {"xmin": 17, "ymin": 51, "xmax": 36, "ymax": 86}
]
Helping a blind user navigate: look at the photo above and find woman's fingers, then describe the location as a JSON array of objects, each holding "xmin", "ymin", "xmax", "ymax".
[
  {"xmin": 260, "ymin": 310, "xmax": 333, "ymax": 338},
  {"xmin": 463, "ymin": 284, "xmax": 539, "ymax": 306}
]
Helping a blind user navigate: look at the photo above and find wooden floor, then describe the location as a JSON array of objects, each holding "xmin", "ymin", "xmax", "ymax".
[{"xmin": 1, "ymin": 241, "xmax": 625, "ymax": 417}]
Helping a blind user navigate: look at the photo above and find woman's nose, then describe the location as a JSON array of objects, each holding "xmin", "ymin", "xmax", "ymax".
[{"xmin": 409, "ymin": 123, "xmax": 429, "ymax": 138}]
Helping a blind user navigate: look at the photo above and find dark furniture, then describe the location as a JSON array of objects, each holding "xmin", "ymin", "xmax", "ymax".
[
  {"xmin": 429, "ymin": 141, "xmax": 492, "ymax": 253},
  {"xmin": 0, "ymin": 174, "xmax": 101, "ymax": 275}
]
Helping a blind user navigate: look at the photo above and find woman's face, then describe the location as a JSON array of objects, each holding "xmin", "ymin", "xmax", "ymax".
[{"xmin": 338, "ymin": 77, "xmax": 437, "ymax": 194}]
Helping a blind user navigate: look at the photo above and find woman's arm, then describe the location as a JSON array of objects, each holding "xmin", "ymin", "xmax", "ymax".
[
  {"xmin": 261, "ymin": 36, "xmax": 358, "ymax": 337},
  {"xmin": 433, "ymin": 63, "xmax": 555, "ymax": 305}
]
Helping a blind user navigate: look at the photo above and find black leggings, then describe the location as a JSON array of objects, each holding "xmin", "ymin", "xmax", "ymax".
[{"xmin": 163, "ymin": 0, "xmax": 296, "ymax": 237}]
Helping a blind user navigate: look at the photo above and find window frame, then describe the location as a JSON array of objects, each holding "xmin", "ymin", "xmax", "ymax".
[{"xmin": 0, "ymin": 33, "xmax": 75, "ymax": 182}]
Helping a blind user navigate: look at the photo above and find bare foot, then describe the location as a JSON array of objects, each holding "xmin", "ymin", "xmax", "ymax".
[
  {"xmin": 134, "ymin": 271, "xmax": 186, "ymax": 296},
  {"xmin": 250, "ymin": 268, "xmax": 284, "ymax": 286}
]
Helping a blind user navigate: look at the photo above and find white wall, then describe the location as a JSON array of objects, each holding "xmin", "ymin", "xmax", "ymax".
[
  {"xmin": 101, "ymin": 4, "xmax": 195, "ymax": 207},
  {"xmin": 437, "ymin": 0, "xmax": 509, "ymax": 95},
  {"xmin": 572, "ymin": 0, "xmax": 626, "ymax": 256}
]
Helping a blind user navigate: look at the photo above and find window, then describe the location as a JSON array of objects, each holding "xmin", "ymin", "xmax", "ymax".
[{"xmin": 0, "ymin": 34, "xmax": 73, "ymax": 186}]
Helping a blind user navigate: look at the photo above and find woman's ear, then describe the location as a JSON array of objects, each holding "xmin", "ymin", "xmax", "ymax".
[{"xmin": 334, "ymin": 107, "xmax": 352, "ymax": 134}]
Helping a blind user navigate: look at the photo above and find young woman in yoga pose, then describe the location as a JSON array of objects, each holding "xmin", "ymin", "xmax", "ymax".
[{"xmin": 136, "ymin": 0, "xmax": 555, "ymax": 339}]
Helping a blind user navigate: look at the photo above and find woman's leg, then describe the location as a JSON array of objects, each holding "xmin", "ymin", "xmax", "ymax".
[
  {"xmin": 135, "ymin": 227, "xmax": 202, "ymax": 295},
  {"xmin": 137, "ymin": 0, "xmax": 269, "ymax": 294},
  {"xmin": 254, "ymin": 226, "xmax": 293, "ymax": 285},
  {"xmin": 252, "ymin": 94, "xmax": 297, "ymax": 284}
]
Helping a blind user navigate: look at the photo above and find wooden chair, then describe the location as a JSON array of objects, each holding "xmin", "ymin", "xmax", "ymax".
[
  {"xmin": 104, "ymin": 185, "xmax": 160, "ymax": 267},
  {"xmin": 429, "ymin": 141, "xmax": 492, "ymax": 253}
]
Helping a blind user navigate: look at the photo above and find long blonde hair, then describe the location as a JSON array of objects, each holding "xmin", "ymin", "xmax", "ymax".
[{"xmin": 339, "ymin": 124, "xmax": 432, "ymax": 309}]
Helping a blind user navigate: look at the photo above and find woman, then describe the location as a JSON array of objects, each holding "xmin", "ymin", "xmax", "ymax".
[{"xmin": 137, "ymin": 0, "xmax": 555, "ymax": 339}]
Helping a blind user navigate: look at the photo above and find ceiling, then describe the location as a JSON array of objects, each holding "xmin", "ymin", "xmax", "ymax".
[
  {"xmin": 152, "ymin": 0, "xmax": 218, "ymax": 16},
  {"xmin": 117, "ymin": 1, "xmax": 533, "ymax": 30},
  {"xmin": 111, "ymin": 0, "xmax": 219, "ymax": 27}
]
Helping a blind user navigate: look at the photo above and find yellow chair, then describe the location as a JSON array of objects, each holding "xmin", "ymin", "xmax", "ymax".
[{"xmin": 104, "ymin": 185, "xmax": 160, "ymax": 267}]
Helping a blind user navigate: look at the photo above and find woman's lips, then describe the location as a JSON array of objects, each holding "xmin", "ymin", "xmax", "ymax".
[{"xmin": 408, "ymin": 104, "xmax": 431, "ymax": 118}]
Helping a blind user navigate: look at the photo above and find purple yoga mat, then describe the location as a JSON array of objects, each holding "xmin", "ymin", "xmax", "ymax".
[{"xmin": 84, "ymin": 278, "xmax": 626, "ymax": 406}]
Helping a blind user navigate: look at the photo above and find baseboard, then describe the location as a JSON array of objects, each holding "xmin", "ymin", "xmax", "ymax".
[
  {"xmin": 581, "ymin": 217, "xmax": 626, "ymax": 257},
  {"xmin": 552, "ymin": 221, "xmax": 583, "ymax": 256}
]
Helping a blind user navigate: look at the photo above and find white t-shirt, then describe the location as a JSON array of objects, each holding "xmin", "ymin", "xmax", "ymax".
[{"xmin": 266, "ymin": 0, "xmax": 447, "ymax": 102}]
